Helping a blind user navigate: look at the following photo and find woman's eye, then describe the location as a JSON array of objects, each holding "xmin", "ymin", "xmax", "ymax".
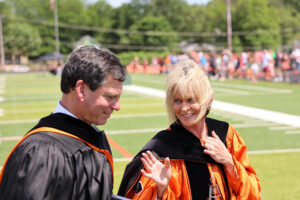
[
  {"xmin": 174, "ymin": 99, "xmax": 181, "ymax": 103},
  {"xmin": 187, "ymin": 98, "xmax": 195, "ymax": 103}
]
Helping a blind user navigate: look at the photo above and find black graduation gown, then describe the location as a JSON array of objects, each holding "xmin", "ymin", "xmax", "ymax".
[
  {"xmin": 118, "ymin": 117, "xmax": 230, "ymax": 200},
  {"xmin": 0, "ymin": 113, "xmax": 113, "ymax": 200}
]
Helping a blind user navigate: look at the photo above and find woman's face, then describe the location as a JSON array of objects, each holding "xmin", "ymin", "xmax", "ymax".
[{"xmin": 172, "ymin": 90, "xmax": 202, "ymax": 129}]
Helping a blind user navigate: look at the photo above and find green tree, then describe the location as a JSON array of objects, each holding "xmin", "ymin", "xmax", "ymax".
[
  {"xmin": 144, "ymin": 0, "xmax": 190, "ymax": 32},
  {"xmin": 6, "ymin": 0, "xmax": 91, "ymax": 55},
  {"xmin": 200, "ymin": 0, "xmax": 228, "ymax": 45},
  {"xmin": 232, "ymin": 0, "xmax": 281, "ymax": 50},
  {"xmin": 268, "ymin": 0, "xmax": 300, "ymax": 50},
  {"xmin": 5, "ymin": 0, "xmax": 54, "ymax": 55},
  {"xmin": 4, "ymin": 21, "xmax": 42, "ymax": 60},
  {"xmin": 113, "ymin": 2, "xmax": 143, "ymax": 30},
  {"xmin": 128, "ymin": 16, "xmax": 177, "ymax": 48},
  {"xmin": 86, "ymin": 0, "xmax": 116, "ymax": 43},
  {"xmin": 6, "ymin": 0, "xmax": 52, "ymax": 19},
  {"xmin": 111, "ymin": 1, "xmax": 146, "ymax": 48},
  {"xmin": 57, "ymin": 0, "xmax": 90, "ymax": 53},
  {"xmin": 280, "ymin": 0, "xmax": 300, "ymax": 15},
  {"xmin": 0, "ymin": 1, "xmax": 10, "ymax": 16}
]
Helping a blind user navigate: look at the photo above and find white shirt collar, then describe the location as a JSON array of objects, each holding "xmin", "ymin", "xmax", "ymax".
[{"xmin": 54, "ymin": 101, "xmax": 78, "ymax": 119}]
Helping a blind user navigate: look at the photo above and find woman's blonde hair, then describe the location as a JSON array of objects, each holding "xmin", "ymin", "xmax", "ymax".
[{"xmin": 165, "ymin": 59, "xmax": 214, "ymax": 124}]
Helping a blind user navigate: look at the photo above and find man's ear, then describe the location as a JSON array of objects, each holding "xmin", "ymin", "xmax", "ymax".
[{"xmin": 75, "ymin": 80, "xmax": 85, "ymax": 102}]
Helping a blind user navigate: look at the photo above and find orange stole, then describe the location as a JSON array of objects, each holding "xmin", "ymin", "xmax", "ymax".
[{"xmin": 0, "ymin": 127, "xmax": 114, "ymax": 184}]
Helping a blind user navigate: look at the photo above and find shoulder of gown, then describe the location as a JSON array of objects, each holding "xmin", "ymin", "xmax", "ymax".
[{"xmin": 0, "ymin": 132, "xmax": 113, "ymax": 200}]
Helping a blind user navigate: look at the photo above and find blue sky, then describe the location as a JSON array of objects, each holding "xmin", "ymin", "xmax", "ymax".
[{"xmin": 87, "ymin": 0, "xmax": 211, "ymax": 8}]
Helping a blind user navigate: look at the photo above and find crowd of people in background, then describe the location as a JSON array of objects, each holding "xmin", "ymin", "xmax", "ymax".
[{"xmin": 126, "ymin": 48, "xmax": 300, "ymax": 83}]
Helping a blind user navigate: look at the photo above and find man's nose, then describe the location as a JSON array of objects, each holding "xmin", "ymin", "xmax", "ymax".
[{"xmin": 112, "ymin": 99, "xmax": 121, "ymax": 111}]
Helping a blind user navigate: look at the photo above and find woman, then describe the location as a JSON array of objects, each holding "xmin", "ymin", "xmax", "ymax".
[{"xmin": 118, "ymin": 60, "xmax": 261, "ymax": 200}]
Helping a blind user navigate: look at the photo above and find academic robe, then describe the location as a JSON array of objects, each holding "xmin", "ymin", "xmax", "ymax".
[
  {"xmin": 0, "ymin": 113, "xmax": 113, "ymax": 200},
  {"xmin": 118, "ymin": 118, "xmax": 261, "ymax": 200}
]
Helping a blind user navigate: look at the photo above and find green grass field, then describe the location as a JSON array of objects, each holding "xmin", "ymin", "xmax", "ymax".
[{"xmin": 1, "ymin": 72, "xmax": 300, "ymax": 199}]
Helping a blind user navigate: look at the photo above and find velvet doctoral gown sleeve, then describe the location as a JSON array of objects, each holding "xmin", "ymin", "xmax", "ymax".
[
  {"xmin": 0, "ymin": 132, "xmax": 113, "ymax": 200},
  {"xmin": 225, "ymin": 125, "xmax": 261, "ymax": 200}
]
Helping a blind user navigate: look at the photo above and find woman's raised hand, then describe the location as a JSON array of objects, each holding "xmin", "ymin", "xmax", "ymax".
[{"xmin": 141, "ymin": 151, "xmax": 172, "ymax": 198}]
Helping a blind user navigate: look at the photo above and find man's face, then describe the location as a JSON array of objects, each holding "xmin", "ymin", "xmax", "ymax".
[{"xmin": 81, "ymin": 75, "xmax": 123, "ymax": 125}]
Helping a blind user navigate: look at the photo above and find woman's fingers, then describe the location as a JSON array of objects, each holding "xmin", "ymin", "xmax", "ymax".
[
  {"xmin": 146, "ymin": 150, "xmax": 157, "ymax": 163},
  {"xmin": 164, "ymin": 157, "xmax": 170, "ymax": 167},
  {"xmin": 142, "ymin": 152, "xmax": 153, "ymax": 166},
  {"xmin": 211, "ymin": 130, "xmax": 220, "ymax": 139},
  {"xmin": 141, "ymin": 157, "xmax": 152, "ymax": 171},
  {"xmin": 141, "ymin": 169, "xmax": 151, "ymax": 179}
]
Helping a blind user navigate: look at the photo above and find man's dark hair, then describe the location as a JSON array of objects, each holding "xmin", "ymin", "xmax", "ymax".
[{"xmin": 61, "ymin": 46, "xmax": 126, "ymax": 93}]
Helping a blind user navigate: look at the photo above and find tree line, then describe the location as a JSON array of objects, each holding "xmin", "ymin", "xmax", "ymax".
[{"xmin": 0, "ymin": 0, "xmax": 300, "ymax": 60}]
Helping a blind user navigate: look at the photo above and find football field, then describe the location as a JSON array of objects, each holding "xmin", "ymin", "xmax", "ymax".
[{"xmin": 1, "ymin": 72, "xmax": 300, "ymax": 199}]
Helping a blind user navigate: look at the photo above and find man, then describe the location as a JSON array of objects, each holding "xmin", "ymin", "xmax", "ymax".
[{"xmin": 0, "ymin": 46, "xmax": 126, "ymax": 199}]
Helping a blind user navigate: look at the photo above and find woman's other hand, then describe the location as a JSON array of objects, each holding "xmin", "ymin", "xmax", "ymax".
[{"xmin": 204, "ymin": 131, "xmax": 236, "ymax": 172}]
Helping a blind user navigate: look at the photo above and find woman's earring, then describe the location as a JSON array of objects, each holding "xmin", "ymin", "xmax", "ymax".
[{"xmin": 206, "ymin": 106, "xmax": 211, "ymax": 116}]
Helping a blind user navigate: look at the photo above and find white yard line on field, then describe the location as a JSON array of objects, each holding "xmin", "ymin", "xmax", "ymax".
[
  {"xmin": 285, "ymin": 130, "xmax": 300, "ymax": 134},
  {"xmin": 0, "ymin": 136, "xmax": 22, "ymax": 141},
  {"xmin": 131, "ymin": 77, "xmax": 165, "ymax": 85},
  {"xmin": 269, "ymin": 126, "xmax": 299, "ymax": 130},
  {"xmin": 0, "ymin": 122, "xmax": 280, "ymax": 142},
  {"xmin": 0, "ymin": 112, "xmax": 167, "ymax": 125},
  {"xmin": 4, "ymin": 108, "xmax": 54, "ymax": 113},
  {"xmin": 232, "ymin": 123, "xmax": 275, "ymax": 128},
  {"xmin": 125, "ymin": 85, "xmax": 165, "ymax": 98},
  {"xmin": 112, "ymin": 112, "xmax": 166, "ymax": 119},
  {"xmin": 213, "ymin": 101, "xmax": 300, "ymax": 128},
  {"xmin": 0, "ymin": 119, "xmax": 38, "ymax": 125},
  {"xmin": 0, "ymin": 128, "xmax": 164, "ymax": 141},
  {"xmin": 114, "ymin": 148, "xmax": 300, "ymax": 162},
  {"xmin": 0, "ymin": 76, "xmax": 6, "ymax": 94},
  {"xmin": 213, "ymin": 87, "xmax": 250, "ymax": 95},
  {"xmin": 122, "ymin": 103, "xmax": 163, "ymax": 107},
  {"xmin": 2, "ymin": 102, "xmax": 163, "ymax": 115},
  {"xmin": 212, "ymin": 82, "xmax": 293, "ymax": 94},
  {"xmin": 0, "ymin": 76, "xmax": 5, "ymax": 83},
  {"xmin": 114, "ymin": 158, "xmax": 133, "ymax": 162},
  {"xmin": 0, "ymin": 75, "xmax": 5, "ymax": 117},
  {"xmin": 107, "ymin": 128, "xmax": 165, "ymax": 135},
  {"xmin": 124, "ymin": 85, "xmax": 300, "ymax": 128},
  {"xmin": 248, "ymin": 148, "xmax": 300, "ymax": 155},
  {"xmin": 0, "ymin": 122, "xmax": 284, "ymax": 142},
  {"xmin": 1, "ymin": 148, "xmax": 300, "ymax": 166}
]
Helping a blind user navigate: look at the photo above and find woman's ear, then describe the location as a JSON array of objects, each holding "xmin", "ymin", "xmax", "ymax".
[
  {"xmin": 209, "ymin": 92, "xmax": 215, "ymax": 106},
  {"xmin": 75, "ymin": 80, "xmax": 85, "ymax": 102},
  {"xmin": 208, "ymin": 96, "xmax": 214, "ymax": 106},
  {"xmin": 205, "ymin": 96, "xmax": 214, "ymax": 116}
]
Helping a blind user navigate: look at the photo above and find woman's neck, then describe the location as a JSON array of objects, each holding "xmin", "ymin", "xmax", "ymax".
[{"xmin": 184, "ymin": 118, "xmax": 207, "ymax": 140}]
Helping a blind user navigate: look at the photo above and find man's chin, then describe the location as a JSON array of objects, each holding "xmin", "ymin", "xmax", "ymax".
[{"xmin": 95, "ymin": 119, "xmax": 108, "ymax": 126}]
